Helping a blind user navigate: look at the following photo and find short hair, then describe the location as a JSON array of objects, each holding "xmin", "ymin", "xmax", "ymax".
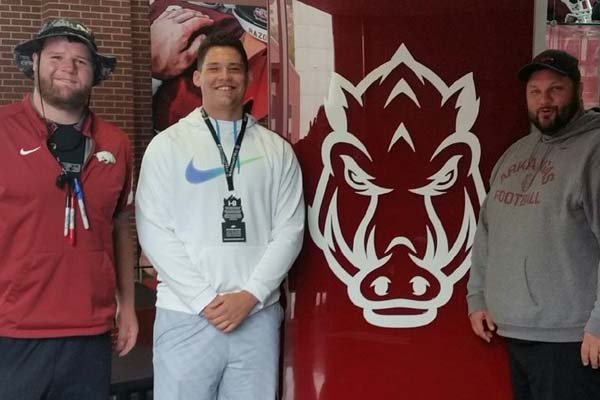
[{"xmin": 196, "ymin": 32, "xmax": 249, "ymax": 73}]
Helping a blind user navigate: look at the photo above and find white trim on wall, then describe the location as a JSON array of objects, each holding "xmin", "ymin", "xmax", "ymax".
[{"xmin": 533, "ymin": 0, "xmax": 548, "ymax": 55}]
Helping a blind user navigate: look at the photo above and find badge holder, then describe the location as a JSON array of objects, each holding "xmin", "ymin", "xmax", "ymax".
[
  {"xmin": 222, "ymin": 195, "xmax": 246, "ymax": 242},
  {"xmin": 201, "ymin": 108, "xmax": 250, "ymax": 244}
]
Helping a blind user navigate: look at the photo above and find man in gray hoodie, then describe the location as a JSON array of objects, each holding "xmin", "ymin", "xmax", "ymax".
[{"xmin": 467, "ymin": 49, "xmax": 600, "ymax": 399}]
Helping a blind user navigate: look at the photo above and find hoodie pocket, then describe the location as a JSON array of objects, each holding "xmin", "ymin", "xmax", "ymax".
[{"xmin": 485, "ymin": 257, "xmax": 540, "ymax": 324}]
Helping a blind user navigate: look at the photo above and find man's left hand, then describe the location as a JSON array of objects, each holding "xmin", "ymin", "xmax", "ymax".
[
  {"xmin": 151, "ymin": 8, "xmax": 213, "ymax": 79},
  {"xmin": 581, "ymin": 332, "xmax": 600, "ymax": 369},
  {"xmin": 114, "ymin": 305, "xmax": 138, "ymax": 357},
  {"xmin": 203, "ymin": 291, "xmax": 258, "ymax": 333}
]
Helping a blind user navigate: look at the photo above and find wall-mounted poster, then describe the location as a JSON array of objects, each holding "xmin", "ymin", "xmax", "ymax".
[{"xmin": 149, "ymin": 0, "xmax": 269, "ymax": 132}]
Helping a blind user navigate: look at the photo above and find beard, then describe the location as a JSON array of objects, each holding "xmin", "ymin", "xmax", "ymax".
[
  {"xmin": 528, "ymin": 92, "xmax": 580, "ymax": 136},
  {"xmin": 37, "ymin": 73, "xmax": 92, "ymax": 111}
]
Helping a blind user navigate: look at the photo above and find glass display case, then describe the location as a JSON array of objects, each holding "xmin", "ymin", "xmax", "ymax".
[{"xmin": 547, "ymin": 0, "xmax": 600, "ymax": 107}]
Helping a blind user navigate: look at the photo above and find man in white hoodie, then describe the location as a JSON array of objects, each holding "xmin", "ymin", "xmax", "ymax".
[
  {"xmin": 136, "ymin": 32, "xmax": 304, "ymax": 400},
  {"xmin": 467, "ymin": 50, "xmax": 600, "ymax": 399}
]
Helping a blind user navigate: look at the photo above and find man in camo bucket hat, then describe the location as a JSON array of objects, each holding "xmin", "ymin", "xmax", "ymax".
[
  {"xmin": 0, "ymin": 18, "xmax": 138, "ymax": 400},
  {"xmin": 14, "ymin": 17, "xmax": 117, "ymax": 85}
]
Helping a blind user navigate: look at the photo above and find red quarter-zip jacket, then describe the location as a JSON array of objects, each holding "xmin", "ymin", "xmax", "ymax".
[{"xmin": 0, "ymin": 94, "xmax": 133, "ymax": 338}]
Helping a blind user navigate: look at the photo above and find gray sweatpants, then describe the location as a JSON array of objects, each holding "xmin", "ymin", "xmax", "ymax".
[{"xmin": 153, "ymin": 304, "xmax": 283, "ymax": 400}]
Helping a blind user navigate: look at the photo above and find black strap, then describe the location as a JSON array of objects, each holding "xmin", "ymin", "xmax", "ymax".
[{"xmin": 201, "ymin": 108, "xmax": 248, "ymax": 191}]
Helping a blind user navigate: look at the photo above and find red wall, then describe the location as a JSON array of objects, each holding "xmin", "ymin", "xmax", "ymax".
[{"xmin": 280, "ymin": 1, "xmax": 535, "ymax": 398}]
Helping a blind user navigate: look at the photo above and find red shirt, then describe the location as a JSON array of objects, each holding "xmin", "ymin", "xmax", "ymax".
[{"xmin": 0, "ymin": 94, "xmax": 133, "ymax": 338}]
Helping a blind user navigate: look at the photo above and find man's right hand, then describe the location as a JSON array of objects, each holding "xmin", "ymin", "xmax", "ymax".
[
  {"xmin": 202, "ymin": 291, "xmax": 258, "ymax": 333},
  {"xmin": 469, "ymin": 310, "xmax": 496, "ymax": 343}
]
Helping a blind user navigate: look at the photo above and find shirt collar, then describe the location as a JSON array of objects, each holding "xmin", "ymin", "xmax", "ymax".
[{"xmin": 23, "ymin": 93, "xmax": 94, "ymax": 137}]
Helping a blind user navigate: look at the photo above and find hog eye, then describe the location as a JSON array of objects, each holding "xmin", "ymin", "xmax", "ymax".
[
  {"xmin": 410, "ymin": 276, "xmax": 430, "ymax": 296},
  {"xmin": 409, "ymin": 155, "xmax": 462, "ymax": 196},
  {"xmin": 371, "ymin": 276, "xmax": 391, "ymax": 296},
  {"xmin": 340, "ymin": 155, "xmax": 391, "ymax": 196}
]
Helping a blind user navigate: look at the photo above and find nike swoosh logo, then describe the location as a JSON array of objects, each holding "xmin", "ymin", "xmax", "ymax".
[
  {"xmin": 20, "ymin": 147, "xmax": 41, "ymax": 156},
  {"xmin": 185, "ymin": 157, "xmax": 262, "ymax": 184}
]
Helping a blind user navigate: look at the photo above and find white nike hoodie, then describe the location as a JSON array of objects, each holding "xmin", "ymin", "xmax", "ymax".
[{"xmin": 136, "ymin": 108, "xmax": 305, "ymax": 315}]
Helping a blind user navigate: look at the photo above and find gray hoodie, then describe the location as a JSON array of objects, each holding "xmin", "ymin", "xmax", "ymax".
[{"xmin": 467, "ymin": 109, "xmax": 600, "ymax": 342}]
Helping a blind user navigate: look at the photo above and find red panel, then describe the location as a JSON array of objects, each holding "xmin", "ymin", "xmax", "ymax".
[{"xmin": 282, "ymin": 1, "xmax": 535, "ymax": 399}]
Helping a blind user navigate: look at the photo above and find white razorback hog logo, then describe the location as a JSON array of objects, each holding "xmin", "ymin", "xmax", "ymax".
[
  {"xmin": 95, "ymin": 151, "xmax": 116, "ymax": 164},
  {"xmin": 308, "ymin": 44, "xmax": 486, "ymax": 328}
]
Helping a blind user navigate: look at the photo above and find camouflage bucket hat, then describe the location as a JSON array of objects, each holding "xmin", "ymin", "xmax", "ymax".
[{"xmin": 14, "ymin": 18, "xmax": 117, "ymax": 86}]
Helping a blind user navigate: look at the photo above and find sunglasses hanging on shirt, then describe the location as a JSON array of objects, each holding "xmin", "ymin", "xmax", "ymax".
[
  {"xmin": 47, "ymin": 123, "xmax": 90, "ymax": 245},
  {"xmin": 48, "ymin": 123, "xmax": 85, "ymax": 184}
]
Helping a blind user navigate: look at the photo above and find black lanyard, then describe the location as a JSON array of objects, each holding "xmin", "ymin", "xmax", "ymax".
[{"xmin": 201, "ymin": 108, "xmax": 248, "ymax": 191}]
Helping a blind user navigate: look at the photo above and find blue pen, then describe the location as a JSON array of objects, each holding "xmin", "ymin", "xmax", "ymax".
[{"xmin": 73, "ymin": 178, "xmax": 90, "ymax": 230}]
